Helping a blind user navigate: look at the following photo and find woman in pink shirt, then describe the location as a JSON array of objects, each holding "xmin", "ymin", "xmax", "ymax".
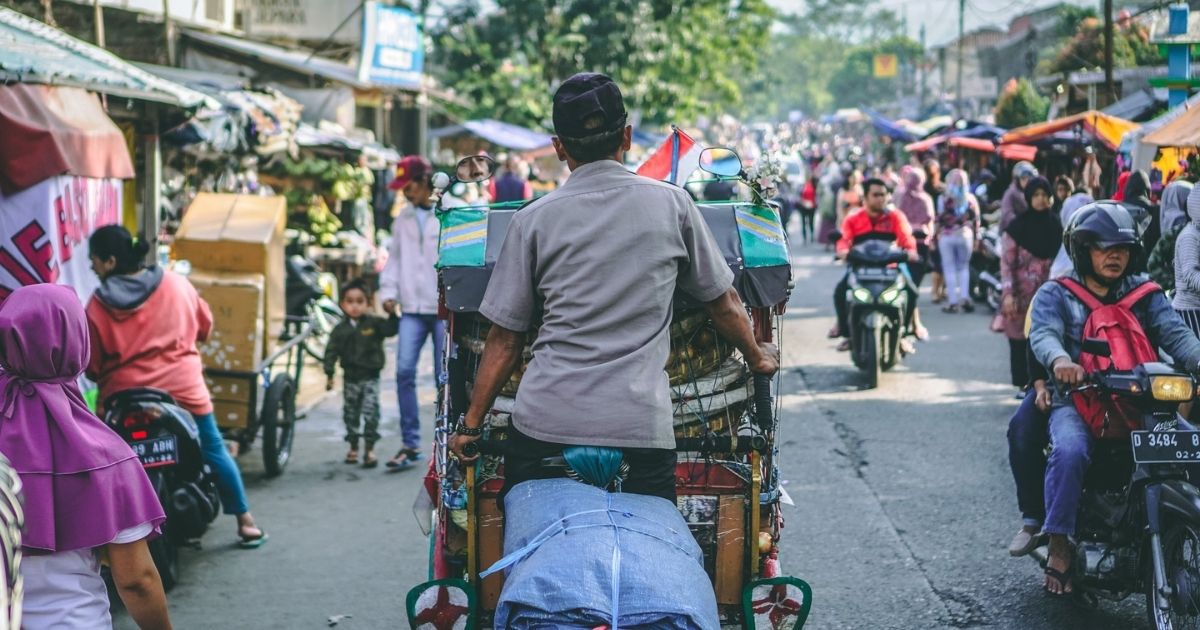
[{"xmin": 84, "ymin": 226, "xmax": 266, "ymax": 548}]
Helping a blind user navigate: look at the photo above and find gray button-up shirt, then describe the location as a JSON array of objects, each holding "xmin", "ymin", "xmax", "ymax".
[{"xmin": 479, "ymin": 160, "xmax": 734, "ymax": 449}]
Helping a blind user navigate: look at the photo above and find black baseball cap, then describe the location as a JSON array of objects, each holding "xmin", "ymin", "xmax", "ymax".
[{"xmin": 552, "ymin": 72, "xmax": 628, "ymax": 139}]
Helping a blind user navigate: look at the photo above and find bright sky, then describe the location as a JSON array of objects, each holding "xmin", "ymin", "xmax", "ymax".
[{"xmin": 765, "ymin": 0, "xmax": 1101, "ymax": 46}]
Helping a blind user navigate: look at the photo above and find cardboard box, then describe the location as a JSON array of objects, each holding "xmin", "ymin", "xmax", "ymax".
[
  {"xmin": 205, "ymin": 374, "xmax": 255, "ymax": 405},
  {"xmin": 212, "ymin": 399, "xmax": 252, "ymax": 430},
  {"xmin": 189, "ymin": 271, "xmax": 265, "ymax": 373},
  {"xmin": 174, "ymin": 193, "xmax": 286, "ymax": 345}
]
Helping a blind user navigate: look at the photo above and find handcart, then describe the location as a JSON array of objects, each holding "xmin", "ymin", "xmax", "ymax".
[
  {"xmin": 205, "ymin": 316, "xmax": 314, "ymax": 478},
  {"xmin": 407, "ymin": 150, "xmax": 811, "ymax": 628}
]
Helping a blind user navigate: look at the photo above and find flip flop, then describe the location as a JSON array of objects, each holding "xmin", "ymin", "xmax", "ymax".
[
  {"xmin": 362, "ymin": 454, "xmax": 379, "ymax": 469},
  {"xmin": 386, "ymin": 449, "xmax": 423, "ymax": 471},
  {"xmin": 1043, "ymin": 565, "xmax": 1073, "ymax": 598},
  {"xmin": 238, "ymin": 529, "xmax": 268, "ymax": 549}
]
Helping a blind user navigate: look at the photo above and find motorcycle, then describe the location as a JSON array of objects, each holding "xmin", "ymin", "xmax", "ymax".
[
  {"xmin": 284, "ymin": 252, "xmax": 342, "ymax": 362},
  {"xmin": 844, "ymin": 235, "xmax": 911, "ymax": 389},
  {"xmin": 969, "ymin": 223, "xmax": 1002, "ymax": 312},
  {"xmin": 1026, "ymin": 340, "xmax": 1200, "ymax": 629},
  {"xmin": 103, "ymin": 389, "xmax": 220, "ymax": 591}
]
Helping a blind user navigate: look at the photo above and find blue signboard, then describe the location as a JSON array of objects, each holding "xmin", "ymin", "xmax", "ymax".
[{"xmin": 358, "ymin": 1, "xmax": 424, "ymax": 89}]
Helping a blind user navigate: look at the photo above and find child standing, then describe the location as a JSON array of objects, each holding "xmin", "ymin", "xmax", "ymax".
[{"xmin": 324, "ymin": 280, "xmax": 399, "ymax": 468}]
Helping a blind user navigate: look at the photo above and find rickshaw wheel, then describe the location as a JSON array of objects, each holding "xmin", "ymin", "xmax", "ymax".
[{"xmin": 261, "ymin": 374, "xmax": 296, "ymax": 477}]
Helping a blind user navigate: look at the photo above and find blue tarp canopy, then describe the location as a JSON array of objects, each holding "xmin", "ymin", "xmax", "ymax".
[
  {"xmin": 429, "ymin": 119, "xmax": 552, "ymax": 151},
  {"xmin": 863, "ymin": 108, "xmax": 917, "ymax": 142},
  {"xmin": 0, "ymin": 7, "xmax": 211, "ymax": 108}
]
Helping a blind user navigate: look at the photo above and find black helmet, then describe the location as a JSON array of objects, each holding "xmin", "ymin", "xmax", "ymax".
[{"xmin": 1064, "ymin": 201, "xmax": 1142, "ymax": 276}]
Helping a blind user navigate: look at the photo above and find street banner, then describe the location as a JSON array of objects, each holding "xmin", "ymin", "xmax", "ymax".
[
  {"xmin": 873, "ymin": 54, "xmax": 898, "ymax": 78},
  {"xmin": 358, "ymin": 1, "xmax": 424, "ymax": 89},
  {"xmin": 637, "ymin": 127, "xmax": 702, "ymax": 186},
  {"xmin": 0, "ymin": 176, "xmax": 121, "ymax": 303}
]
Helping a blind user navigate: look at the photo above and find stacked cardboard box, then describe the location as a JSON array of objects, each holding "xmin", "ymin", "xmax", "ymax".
[{"xmin": 174, "ymin": 193, "xmax": 286, "ymax": 429}]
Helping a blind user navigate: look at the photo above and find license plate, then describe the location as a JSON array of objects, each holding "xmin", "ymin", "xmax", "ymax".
[
  {"xmin": 132, "ymin": 435, "xmax": 177, "ymax": 468},
  {"xmin": 1130, "ymin": 431, "xmax": 1200, "ymax": 463},
  {"xmin": 855, "ymin": 268, "xmax": 894, "ymax": 279}
]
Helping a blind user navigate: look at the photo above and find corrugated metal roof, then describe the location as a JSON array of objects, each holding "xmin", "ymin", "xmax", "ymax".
[
  {"xmin": 181, "ymin": 29, "xmax": 376, "ymax": 91},
  {"xmin": 0, "ymin": 7, "xmax": 212, "ymax": 108}
]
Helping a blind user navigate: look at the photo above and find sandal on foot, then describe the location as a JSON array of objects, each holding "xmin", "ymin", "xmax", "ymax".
[
  {"xmin": 1043, "ymin": 565, "xmax": 1073, "ymax": 597},
  {"xmin": 961, "ymin": 301, "xmax": 975, "ymax": 313},
  {"xmin": 238, "ymin": 527, "xmax": 268, "ymax": 549},
  {"xmin": 836, "ymin": 339, "xmax": 851, "ymax": 352},
  {"xmin": 386, "ymin": 449, "xmax": 423, "ymax": 470},
  {"xmin": 362, "ymin": 453, "xmax": 379, "ymax": 469},
  {"xmin": 942, "ymin": 304, "xmax": 959, "ymax": 314},
  {"xmin": 914, "ymin": 324, "xmax": 930, "ymax": 341},
  {"xmin": 344, "ymin": 449, "xmax": 359, "ymax": 465}
]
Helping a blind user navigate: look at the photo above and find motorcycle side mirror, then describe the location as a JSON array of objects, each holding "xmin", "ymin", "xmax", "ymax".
[
  {"xmin": 699, "ymin": 147, "xmax": 743, "ymax": 178},
  {"xmin": 455, "ymin": 155, "xmax": 497, "ymax": 184},
  {"xmin": 1083, "ymin": 337, "xmax": 1112, "ymax": 358}
]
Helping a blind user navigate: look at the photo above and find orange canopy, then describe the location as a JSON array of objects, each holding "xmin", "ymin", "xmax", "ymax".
[
  {"xmin": 949, "ymin": 137, "xmax": 995, "ymax": 152},
  {"xmin": 997, "ymin": 144, "xmax": 1038, "ymax": 162},
  {"xmin": 1143, "ymin": 104, "xmax": 1200, "ymax": 147},
  {"xmin": 904, "ymin": 135, "xmax": 946, "ymax": 153},
  {"xmin": 998, "ymin": 111, "xmax": 1139, "ymax": 151}
]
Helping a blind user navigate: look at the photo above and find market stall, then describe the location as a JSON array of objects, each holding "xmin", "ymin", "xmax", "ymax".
[
  {"xmin": 1120, "ymin": 92, "xmax": 1200, "ymax": 182},
  {"xmin": 1000, "ymin": 111, "xmax": 1138, "ymax": 195}
]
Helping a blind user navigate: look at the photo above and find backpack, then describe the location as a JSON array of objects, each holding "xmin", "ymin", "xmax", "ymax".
[
  {"xmin": 1146, "ymin": 223, "xmax": 1184, "ymax": 292},
  {"xmin": 1057, "ymin": 277, "xmax": 1162, "ymax": 439}
]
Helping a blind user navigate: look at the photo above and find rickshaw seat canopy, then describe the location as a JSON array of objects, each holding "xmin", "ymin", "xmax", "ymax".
[{"xmin": 0, "ymin": 84, "xmax": 134, "ymax": 195}]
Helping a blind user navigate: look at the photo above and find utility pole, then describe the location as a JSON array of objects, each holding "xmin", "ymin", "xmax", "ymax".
[
  {"xmin": 919, "ymin": 23, "xmax": 927, "ymax": 114},
  {"xmin": 162, "ymin": 0, "xmax": 175, "ymax": 66},
  {"xmin": 956, "ymin": 0, "xmax": 965, "ymax": 118},
  {"xmin": 1104, "ymin": 0, "xmax": 1115, "ymax": 104},
  {"xmin": 93, "ymin": 0, "xmax": 105, "ymax": 48}
]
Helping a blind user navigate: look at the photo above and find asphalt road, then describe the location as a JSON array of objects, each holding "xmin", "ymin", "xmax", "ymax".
[{"xmin": 116, "ymin": 237, "xmax": 1153, "ymax": 629}]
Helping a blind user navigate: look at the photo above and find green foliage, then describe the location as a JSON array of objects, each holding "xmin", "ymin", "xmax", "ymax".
[
  {"xmin": 1056, "ymin": 5, "xmax": 1098, "ymax": 39},
  {"xmin": 430, "ymin": 0, "xmax": 775, "ymax": 128},
  {"xmin": 736, "ymin": 0, "xmax": 909, "ymax": 119},
  {"xmin": 1048, "ymin": 17, "xmax": 1161, "ymax": 74},
  {"xmin": 994, "ymin": 78, "xmax": 1049, "ymax": 128},
  {"xmin": 827, "ymin": 37, "xmax": 924, "ymax": 109}
]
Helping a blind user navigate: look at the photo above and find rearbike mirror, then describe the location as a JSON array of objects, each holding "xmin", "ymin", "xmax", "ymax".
[
  {"xmin": 699, "ymin": 147, "xmax": 743, "ymax": 178},
  {"xmin": 455, "ymin": 155, "xmax": 497, "ymax": 184}
]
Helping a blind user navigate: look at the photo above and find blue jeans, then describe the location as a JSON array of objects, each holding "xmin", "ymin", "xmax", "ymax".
[
  {"xmin": 1008, "ymin": 390, "xmax": 1048, "ymax": 527},
  {"xmin": 195, "ymin": 412, "xmax": 249, "ymax": 516},
  {"xmin": 1044, "ymin": 406, "xmax": 1092, "ymax": 536},
  {"xmin": 396, "ymin": 314, "xmax": 446, "ymax": 450}
]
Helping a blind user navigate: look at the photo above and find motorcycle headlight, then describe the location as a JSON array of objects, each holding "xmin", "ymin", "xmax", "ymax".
[
  {"xmin": 1151, "ymin": 376, "xmax": 1194, "ymax": 402},
  {"xmin": 852, "ymin": 287, "xmax": 872, "ymax": 303},
  {"xmin": 880, "ymin": 287, "xmax": 904, "ymax": 304}
]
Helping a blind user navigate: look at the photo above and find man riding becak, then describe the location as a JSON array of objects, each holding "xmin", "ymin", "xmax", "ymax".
[
  {"xmin": 448, "ymin": 72, "xmax": 780, "ymax": 502},
  {"xmin": 1029, "ymin": 202, "xmax": 1200, "ymax": 596}
]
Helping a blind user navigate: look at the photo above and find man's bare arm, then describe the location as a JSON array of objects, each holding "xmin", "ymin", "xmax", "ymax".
[
  {"xmin": 704, "ymin": 288, "xmax": 778, "ymax": 375},
  {"xmin": 465, "ymin": 324, "xmax": 525, "ymax": 427}
]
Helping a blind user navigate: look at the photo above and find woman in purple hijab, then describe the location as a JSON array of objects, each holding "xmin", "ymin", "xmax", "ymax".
[{"xmin": 0, "ymin": 284, "xmax": 171, "ymax": 629}]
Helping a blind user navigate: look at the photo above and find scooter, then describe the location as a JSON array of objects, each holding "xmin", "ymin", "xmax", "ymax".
[
  {"xmin": 103, "ymin": 389, "xmax": 220, "ymax": 591},
  {"xmin": 1024, "ymin": 339, "xmax": 1200, "ymax": 629},
  {"xmin": 970, "ymin": 224, "xmax": 1002, "ymax": 312},
  {"xmin": 284, "ymin": 252, "xmax": 342, "ymax": 361},
  {"xmin": 844, "ymin": 235, "xmax": 911, "ymax": 389}
]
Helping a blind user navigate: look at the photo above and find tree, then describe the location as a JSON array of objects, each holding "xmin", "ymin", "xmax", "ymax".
[
  {"xmin": 994, "ymin": 78, "xmax": 1049, "ymax": 128},
  {"xmin": 735, "ymin": 0, "xmax": 908, "ymax": 120},
  {"xmin": 826, "ymin": 37, "xmax": 924, "ymax": 109},
  {"xmin": 1047, "ymin": 16, "xmax": 1160, "ymax": 73},
  {"xmin": 429, "ymin": 0, "xmax": 775, "ymax": 128}
]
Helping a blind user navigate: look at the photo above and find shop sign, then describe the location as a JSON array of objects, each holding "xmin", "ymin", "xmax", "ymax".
[{"xmin": 357, "ymin": 1, "xmax": 424, "ymax": 89}]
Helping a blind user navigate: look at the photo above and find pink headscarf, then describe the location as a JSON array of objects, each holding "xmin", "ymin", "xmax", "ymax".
[
  {"xmin": 0, "ymin": 284, "xmax": 163, "ymax": 552},
  {"xmin": 895, "ymin": 165, "xmax": 935, "ymax": 231}
]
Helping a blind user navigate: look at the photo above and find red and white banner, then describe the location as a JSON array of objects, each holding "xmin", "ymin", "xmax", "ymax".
[
  {"xmin": 637, "ymin": 127, "xmax": 702, "ymax": 186},
  {"xmin": 0, "ymin": 176, "xmax": 122, "ymax": 302}
]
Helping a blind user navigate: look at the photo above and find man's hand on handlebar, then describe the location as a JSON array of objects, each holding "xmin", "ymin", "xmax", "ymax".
[
  {"xmin": 1052, "ymin": 358, "xmax": 1087, "ymax": 388},
  {"xmin": 450, "ymin": 431, "xmax": 481, "ymax": 463},
  {"xmin": 749, "ymin": 342, "xmax": 780, "ymax": 375}
]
